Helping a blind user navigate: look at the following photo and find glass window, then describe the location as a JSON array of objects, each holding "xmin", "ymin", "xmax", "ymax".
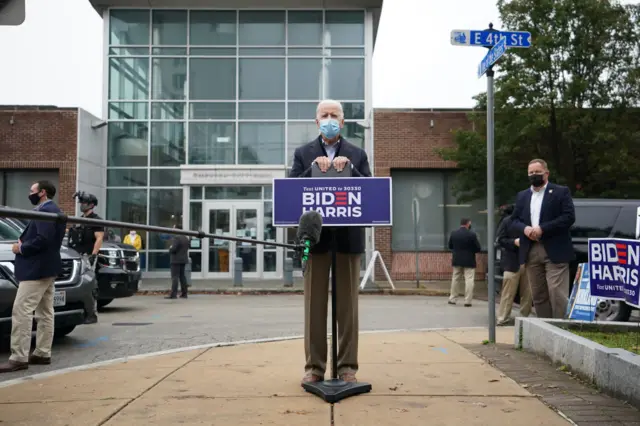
[
  {"xmin": 190, "ymin": 187, "xmax": 203, "ymax": 200},
  {"xmin": 239, "ymin": 47, "xmax": 285, "ymax": 56},
  {"xmin": 150, "ymin": 122, "xmax": 186, "ymax": 166},
  {"xmin": 238, "ymin": 102, "xmax": 285, "ymax": 119},
  {"xmin": 288, "ymin": 47, "xmax": 323, "ymax": 56},
  {"xmin": 342, "ymin": 102, "xmax": 365, "ymax": 120},
  {"xmin": 106, "ymin": 188, "xmax": 147, "ymax": 225},
  {"xmin": 151, "ymin": 102, "xmax": 185, "ymax": 120},
  {"xmin": 189, "ymin": 47, "xmax": 236, "ymax": 56},
  {"xmin": 149, "ymin": 189, "xmax": 183, "ymax": 249},
  {"xmin": 109, "ymin": 57, "xmax": 149, "ymax": 100},
  {"xmin": 239, "ymin": 11, "xmax": 285, "ymax": 46},
  {"xmin": 239, "ymin": 59, "xmax": 285, "ymax": 100},
  {"xmin": 238, "ymin": 123, "xmax": 285, "ymax": 165},
  {"xmin": 288, "ymin": 59, "xmax": 322, "ymax": 100},
  {"xmin": 391, "ymin": 171, "xmax": 446, "ymax": 251},
  {"xmin": 342, "ymin": 122, "xmax": 364, "ymax": 149},
  {"xmin": 444, "ymin": 176, "xmax": 488, "ymax": 250},
  {"xmin": 204, "ymin": 186, "xmax": 262, "ymax": 200},
  {"xmin": 328, "ymin": 48, "xmax": 365, "ymax": 56},
  {"xmin": 189, "ymin": 59, "xmax": 236, "ymax": 100},
  {"xmin": 571, "ymin": 206, "xmax": 620, "ymax": 239},
  {"xmin": 325, "ymin": 11, "xmax": 365, "ymax": 46},
  {"xmin": 148, "ymin": 252, "xmax": 172, "ymax": 271},
  {"xmin": 0, "ymin": 219, "xmax": 21, "ymax": 240},
  {"xmin": 188, "ymin": 122, "xmax": 235, "ymax": 165},
  {"xmin": 3, "ymin": 170, "xmax": 60, "ymax": 212},
  {"xmin": 152, "ymin": 58, "xmax": 187, "ymax": 100},
  {"xmin": 612, "ymin": 206, "xmax": 636, "ymax": 239},
  {"xmin": 109, "ymin": 47, "xmax": 150, "ymax": 55},
  {"xmin": 108, "ymin": 122, "xmax": 149, "ymax": 167},
  {"xmin": 108, "ymin": 102, "xmax": 148, "ymax": 120},
  {"xmin": 189, "ymin": 102, "xmax": 236, "ymax": 119},
  {"xmin": 288, "ymin": 102, "xmax": 317, "ymax": 120},
  {"xmin": 287, "ymin": 122, "xmax": 318, "ymax": 165},
  {"xmin": 109, "ymin": 9, "xmax": 150, "ymax": 46},
  {"xmin": 326, "ymin": 58, "xmax": 364, "ymax": 100},
  {"xmin": 287, "ymin": 11, "xmax": 322, "ymax": 45},
  {"xmin": 152, "ymin": 10, "xmax": 187, "ymax": 45},
  {"xmin": 190, "ymin": 11, "xmax": 236, "ymax": 45},
  {"xmin": 150, "ymin": 169, "xmax": 181, "ymax": 187},
  {"xmin": 190, "ymin": 201, "xmax": 202, "ymax": 230},
  {"xmin": 107, "ymin": 169, "xmax": 147, "ymax": 187},
  {"xmin": 152, "ymin": 47, "xmax": 187, "ymax": 55},
  {"xmin": 263, "ymin": 201, "xmax": 275, "ymax": 240}
]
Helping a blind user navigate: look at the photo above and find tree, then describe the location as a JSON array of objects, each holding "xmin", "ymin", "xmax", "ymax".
[{"xmin": 438, "ymin": 0, "xmax": 640, "ymax": 205}]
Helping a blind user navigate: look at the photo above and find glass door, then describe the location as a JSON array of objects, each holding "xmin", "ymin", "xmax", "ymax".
[{"xmin": 203, "ymin": 201, "xmax": 263, "ymax": 279}]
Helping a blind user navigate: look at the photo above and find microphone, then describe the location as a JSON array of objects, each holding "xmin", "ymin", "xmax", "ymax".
[{"xmin": 296, "ymin": 210, "xmax": 323, "ymax": 272}]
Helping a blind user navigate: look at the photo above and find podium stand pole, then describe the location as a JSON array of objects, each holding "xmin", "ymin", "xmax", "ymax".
[{"xmin": 302, "ymin": 228, "xmax": 372, "ymax": 403}]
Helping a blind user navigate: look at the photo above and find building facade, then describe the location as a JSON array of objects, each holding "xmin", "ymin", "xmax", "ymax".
[
  {"xmin": 373, "ymin": 109, "xmax": 489, "ymax": 282},
  {"xmin": 0, "ymin": 106, "xmax": 104, "ymax": 217},
  {"xmin": 91, "ymin": 1, "xmax": 383, "ymax": 279}
]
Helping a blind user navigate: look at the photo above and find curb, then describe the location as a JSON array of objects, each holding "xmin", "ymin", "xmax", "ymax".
[{"xmin": 135, "ymin": 288, "xmax": 454, "ymax": 296}]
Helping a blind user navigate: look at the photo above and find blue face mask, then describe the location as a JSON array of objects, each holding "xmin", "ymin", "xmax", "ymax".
[{"xmin": 319, "ymin": 118, "xmax": 341, "ymax": 139}]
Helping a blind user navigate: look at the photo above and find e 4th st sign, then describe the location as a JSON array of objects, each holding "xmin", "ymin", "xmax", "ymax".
[{"xmin": 450, "ymin": 29, "xmax": 532, "ymax": 48}]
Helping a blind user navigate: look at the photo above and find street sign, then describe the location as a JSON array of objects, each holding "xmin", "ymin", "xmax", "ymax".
[
  {"xmin": 450, "ymin": 29, "xmax": 532, "ymax": 48},
  {"xmin": 477, "ymin": 35, "xmax": 507, "ymax": 78},
  {"xmin": 0, "ymin": 0, "xmax": 25, "ymax": 26}
]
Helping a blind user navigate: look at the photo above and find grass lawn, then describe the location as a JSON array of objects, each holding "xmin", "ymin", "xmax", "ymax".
[{"xmin": 569, "ymin": 329, "xmax": 640, "ymax": 354}]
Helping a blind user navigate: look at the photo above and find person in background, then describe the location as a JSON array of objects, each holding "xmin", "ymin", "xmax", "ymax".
[
  {"xmin": 447, "ymin": 218, "xmax": 482, "ymax": 307},
  {"xmin": 0, "ymin": 181, "xmax": 65, "ymax": 372},
  {"xmin": 496, "ymin": 204, "xmax": 533, "ymax": 325},
  {"xmin": 289, "ymin": 99, "xmax": 371, "ymax": 385},
  {"xmin": 124, "ymin": 229, "xmax": 142, "ymax": 251},
  {"xmin": 166, "ymin": 224, "xmax": 189, "ymax": 300}
]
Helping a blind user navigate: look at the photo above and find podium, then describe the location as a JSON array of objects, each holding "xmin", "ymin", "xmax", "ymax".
[{"xmin": 272, "ymin": 165, "xmax": 393, "ymax": 403}]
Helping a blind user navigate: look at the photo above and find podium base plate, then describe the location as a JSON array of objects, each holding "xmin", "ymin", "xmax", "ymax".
[{"xmin": 302, "ymin": 378, "xmax": 372, "ymax": 403}]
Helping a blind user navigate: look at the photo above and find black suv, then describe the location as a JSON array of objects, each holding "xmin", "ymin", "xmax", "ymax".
[{"xmin": 494, "ymin": 199, "xmax": 639, "ymax": 322}]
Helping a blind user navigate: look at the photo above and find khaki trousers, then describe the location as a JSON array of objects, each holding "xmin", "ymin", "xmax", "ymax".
[
  {"xmin": 449, "ymin": 267, "xmax": 475, "ymax": 305},
  {"xmin": 526, "ymin": 242, "xmax": 569, "ymax": 319},
  {"xmin": 304, "ymin": 252, "xmax": 360, "ymax": 378},
  {"xmin": 497, "ymin": 265, "xmax": 533, "ymax": 324},
  {"xmin": 10, "ymin": 277, "xmax": 56, "ymax": 363}
]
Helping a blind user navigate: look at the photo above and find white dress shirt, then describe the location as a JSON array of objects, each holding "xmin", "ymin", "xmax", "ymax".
[{"xmin": 529, "ymin": 184, "xmax": 547, "ymax": 227}]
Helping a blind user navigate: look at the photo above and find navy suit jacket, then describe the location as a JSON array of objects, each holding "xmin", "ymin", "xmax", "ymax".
[
  {"xmin": 510, "ymin": 182, "xmax": 575, "ymax": 265},
  {"xmin": 289, "ymin": 136, "xmax": 371, "ymax": 254},
  {"xmin": 14, "ymin": 201, "xmax": 66, "ymax": 282}
]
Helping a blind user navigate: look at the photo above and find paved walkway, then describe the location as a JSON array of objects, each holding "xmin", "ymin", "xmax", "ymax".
[{"xmin": 0, "ymin": 327, "xmax": 574, "ymax": 426}]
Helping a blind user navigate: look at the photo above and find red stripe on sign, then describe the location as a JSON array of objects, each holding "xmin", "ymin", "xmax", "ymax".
[
  {"xmin": 619, "ymin": 259, "xmax": 627, "ymax": 264},
  {"xmin": 336, "ymin": 197, "xmax": 347, "ymax": 200},
  {"xmin": 618, "ymin": 251, "xmax": 627, "ymax": 257},
  {"xmin": 335, "ymin": 202, "xmax": 347, "ymax": 206},
  {"xmin": 616, "ymin": 243, "xmax": 627, "ymax": 249},
  {"xmin": 334, "ymin": 192, "xmax": 347, "ymax": 195}
]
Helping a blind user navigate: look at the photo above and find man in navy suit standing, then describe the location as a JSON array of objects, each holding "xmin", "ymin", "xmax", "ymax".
[
  {"xmin": 510, "ymin": 159, "xmax": 575, "ymax": 318},
  {"xmin": 290, "ymin": 99, "xmax": 371, "ymax": 385},
  {"xmin": 0, "ymin": 180, "xmax": 66, "ymax": 372}
]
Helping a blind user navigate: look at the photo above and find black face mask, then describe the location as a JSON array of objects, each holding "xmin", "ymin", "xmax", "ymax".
[
  {"xmin": 80, "ymin": 203, "xmax": 92, "ymax": 213},
  {"xmin": 528, "ymin": 174, "xmax": 545, "ymax": 188},
  {"xmin": 28, "ymin": 193, "xmax": 41, "ymax": 206}
]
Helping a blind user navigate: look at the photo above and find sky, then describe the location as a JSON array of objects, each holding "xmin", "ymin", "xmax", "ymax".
[{"xmin": 0, "ymin": 0, "xmax": 512, "ymax": 117}]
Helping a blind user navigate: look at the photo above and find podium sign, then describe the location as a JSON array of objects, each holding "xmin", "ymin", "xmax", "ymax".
[{"xmin": 272, "ymin": 177, "xmax": 392, "ymax": 227}]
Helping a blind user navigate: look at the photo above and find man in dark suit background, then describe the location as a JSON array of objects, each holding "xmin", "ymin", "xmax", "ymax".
[
  {"xmin": 290, "ymin": 99, "xmax": 371, "ymax": 385},
  {"xmin": 166, "ymin": 224, "xmax": 189, "ymax": 299},
  {"xmin": 0, "ymin": 180, "xmax": 66, "ymax": 372},
  {"xmin": 447, "ymin": 218, "xmax": 482, "ymax": 307},
  {"xmin": 496, "ymin": 204, "xmax": 532, "ymax": 325},
  {"xmin": 510, "ymin": 158, "xmax": 575, "ymax": 318}
]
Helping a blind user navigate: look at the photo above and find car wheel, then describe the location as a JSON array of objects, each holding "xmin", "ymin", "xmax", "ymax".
[
  {"xmin": 594, "ymin": 300, "xmax": 632, "ymax": 322},
  {"xmin": 97, "ymin": 298, "xmax": 114, "ymax": 309},
  {"xmin": 54, "ymin": 326, "xmax": 76, "ymax": 338}
]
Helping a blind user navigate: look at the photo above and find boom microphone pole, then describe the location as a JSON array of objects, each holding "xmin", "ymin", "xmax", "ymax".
[
  {"xmin": 0, "ymin": 206, "xmax": 300, "ymax": 251},
  {"xmin": 296, "ymin": 210, "xmax": 323, "ymax": 272}
]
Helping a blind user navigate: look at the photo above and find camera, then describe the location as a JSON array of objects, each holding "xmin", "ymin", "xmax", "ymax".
[{"xmin": 73, "ymin": 191, "xmax": 98, "ymax": 206}]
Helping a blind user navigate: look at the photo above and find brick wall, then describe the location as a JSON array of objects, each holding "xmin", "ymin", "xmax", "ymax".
[
  {"xmin": 0, "ymin": 106, "xmax": 79, "ymax": 215},
  {"xmin": 373, "ymin": 109, "xmax": 487, "ymax": 281}
]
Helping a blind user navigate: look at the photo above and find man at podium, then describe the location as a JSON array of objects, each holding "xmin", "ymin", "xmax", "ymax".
[{"xmin": 289, "ymin": 99, "xmax": 372, "ymax": 385}]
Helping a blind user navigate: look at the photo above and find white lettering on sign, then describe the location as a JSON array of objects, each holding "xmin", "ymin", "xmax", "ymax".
[
  {"xmin": 590, "ymin": 241, "xmax": 640, "ymax": 287},
  {"xmin": 301, "ymin": 189, "xmax": 363, "ymax": 218}
]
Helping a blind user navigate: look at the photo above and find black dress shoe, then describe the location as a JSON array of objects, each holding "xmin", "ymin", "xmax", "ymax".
[
  {"xmin": 29, "ymin": 355, "xmax": 51, "ymax": 365},
  {"xmin": 165, "ymin": 295, "xmax": 177, "ymax": 299},
  {"xmin": 180, "ymin": 294, "xmax": 188, "ymax": 299},
  {"xmin": 0, "ymin": 360, "xmax": 28, "ymax": 373}
]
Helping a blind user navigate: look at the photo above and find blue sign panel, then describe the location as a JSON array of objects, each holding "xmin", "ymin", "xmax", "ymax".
[
  {"xmin": 450, "ymin": 29, "xmax": 532, "ymax": 48},
  {"xmin": 478, "ymin": 35, "xmax": 507, "ymax": 78},
  {"xmin": 566, "ymin": 263, "xmax": 599, "ymax": 321},
  {"xmin": 272, "ymin": 177, "xmax": 392, "ymax": 227},
  {"xmin": 588, "ymin": 238, "xmax": 640, "ymax": 308}
]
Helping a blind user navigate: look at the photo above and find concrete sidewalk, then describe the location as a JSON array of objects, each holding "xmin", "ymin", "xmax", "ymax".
[{"xmin": 0, "ymin": 327, "xmax": 570, "ymax": 426}]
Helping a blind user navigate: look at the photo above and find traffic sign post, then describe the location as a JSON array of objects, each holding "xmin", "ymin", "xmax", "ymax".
[{"xmin": 451, "ymin": 22, "xmax": 532, "ymax": 344}]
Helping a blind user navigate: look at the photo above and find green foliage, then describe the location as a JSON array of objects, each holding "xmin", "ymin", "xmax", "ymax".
[{"xmin": 439, "ymin": 0, "xmax": 640, "ymax": 204}]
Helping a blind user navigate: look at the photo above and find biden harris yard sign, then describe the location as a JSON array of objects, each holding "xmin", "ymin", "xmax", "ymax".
[
  {"xmin": 272, "ymin": 177, "xmax": 392, "ymax": 227},
  {"xmin": 588, "ymin": 238, "xmax": 640, "ymax": 308}
]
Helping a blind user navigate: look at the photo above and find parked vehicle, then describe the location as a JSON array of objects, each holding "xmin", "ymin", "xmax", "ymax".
[
  {"xmin": 494, "ymin": 199, "xmax": 639, "ymax": 322},
  {"xmin": 0, "ymin": 220, "xmax": 94, "ymax": 338},
  {"xmin": 92, "ymin": 241, "xmax": 141, "ymax": 308}
]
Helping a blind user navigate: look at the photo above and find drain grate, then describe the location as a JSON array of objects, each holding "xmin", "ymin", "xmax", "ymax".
[{"xmin": 112, "ymin": 322, "xmax": 153, "ymax": 326}]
